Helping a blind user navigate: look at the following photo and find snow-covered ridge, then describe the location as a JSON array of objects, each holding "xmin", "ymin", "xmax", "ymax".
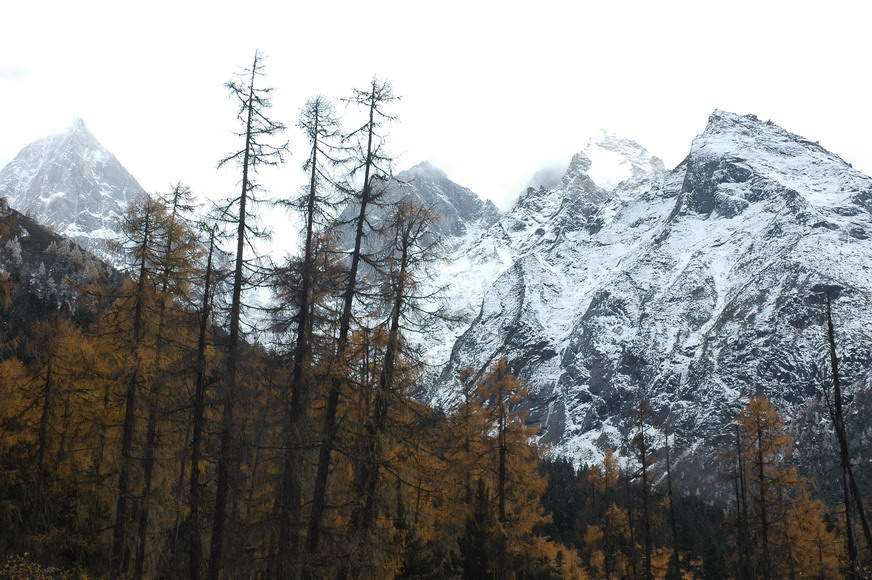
[
  {"xmin": 575, "ymin": 129, "xmax": 666, "ymax": 190},
  {"xmin": 4, "ymin": 111, "xmax": 871, "ymax": 482},
  {"xmin": 0, "ymin": 118, "xmax": 145, "ymax": 264},
  {"xmin": 421, "ymin": 110, "xmax": 872, "ymax": 478}
]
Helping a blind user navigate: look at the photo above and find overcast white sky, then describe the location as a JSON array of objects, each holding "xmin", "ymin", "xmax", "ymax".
[{"xmin": 2, "ymin": 0, "xmax": 871, "ymax": 216}]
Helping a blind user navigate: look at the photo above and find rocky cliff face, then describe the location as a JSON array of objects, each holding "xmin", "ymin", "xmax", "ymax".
[
  {"xmin": 0, "ymin": 118, "xmax": 145, "ymax": 263},
  {"xmin": 424, "ymin": 112, "xmax": 872, "ymax": 475}
]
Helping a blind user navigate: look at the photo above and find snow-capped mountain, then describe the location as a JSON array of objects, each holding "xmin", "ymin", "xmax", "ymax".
[
  {"xmin": 423, "ymin": 111, "xmax": 872, "ymax": 473},
  {"xmin": 334, "ymin": 160, "xmax": 501, "ymax": 251},
  {"xmin": 0, "ymin": 118, "xmax": 145, "ymax": 262},
  {"xmin": 5, "ymin": 111, "xmax": 870, "ymax": 478}
]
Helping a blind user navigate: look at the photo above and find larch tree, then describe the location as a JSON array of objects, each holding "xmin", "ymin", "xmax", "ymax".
[
  {"xmin": 734, "ymin": 395, "xmax": 842, "ymax": 579},
  {"xmin": 209, "ymin": 49, "xmax": 288, "ymax": 580},
  {"xmin": 109, "ymin": 194, "xmax": 167, "ymax": 579},
  {"xmin": 731, "ymin": 423, "xmax": 753, "ymax": 580},
  {"xmin": 350, "ymin": 200, "xmax": 438, "ymax": 536},
  {"xmin": 306, "ymin": 77, "xmax": 399, "ymax": 555},
  {"xmin": 629, "ymin": 401, "xmax": 656, "ymax": 580},
  {"xmin": 274, "ymin": 94, "xmax": 343, "ymax": 564},
  {"xmin": 582, "ymin": 449, "xmax": 628, "ymax": 579},
  {"xmin": 184, "ymin": 223, "xmax": 218, "ymax": 580},
  {"xmin": 133, "ymin": 183, "xmax": 202, "ymax": 578},
  {"xmin": 817, "ymin": 285, "xmax": 872, "ymax": 577},
  {"xmin": 474, "ymin": 358, "xmax": 551, "ymax": 577},
  {"xmin": 663, "ymin": 429, "xmax": 681, "ymax": 580}
]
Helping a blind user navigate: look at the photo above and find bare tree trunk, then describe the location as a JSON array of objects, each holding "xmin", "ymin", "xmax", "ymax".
[
  {"xmin": 353, "ymin": 228, "xmax": 409, "ymax": 533},
  {"xmin": 208, "ymin": 56, "xmax": 257, "ymax": 580},
  {"xmin": 276, "ymin": 100, "xmax": 324, "ymax": 566},
  {"xmin": 664, "ymin": 431, "xmax": 681, "ymax": 579},
  {"xmin": 36, "ymin": 358, "xmax": 53, "ymax": 480},
  {"xmin": 307, "ymin": 92, "xmax": 378, "ymax": 554},
  {"xmin": 135, "ymin": 263, "xmax": 174, "ymax": 577},
  {"xmin": 756, "ymin": 422, "xmax": 771, "ymax": 580},
  {"xmin": 134, "ymin": 408, "xmax": 157, "ymax": 578},
  {"xmin": 188, "ymin": 227, "xmax": 216, "ymax": 580},
  {"xmin": 825, "ymin": 291, "xmax": 866, "ymax": 577},
  {"xmin": 111, "ymin": 208, "xmax": 152, "ymax": 579},
  {"xmin": 169, "ymin": 422, "xmax": 190, "ymax": 571},
  {"xmin": 637, "ymin": 416, "xmax": 653, "ymax": 580},
  {"xmin": 734, "ymin": 426, "xmax": 752, "ymax": 580},
  {"xmin": 624, "ymin": 467, "xmax": 638, "ymax": 580}
]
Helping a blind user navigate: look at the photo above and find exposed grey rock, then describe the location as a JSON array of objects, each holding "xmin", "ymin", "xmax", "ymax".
[
  {"xmin": 421, "ymin": 112, "xmax": 872, "ymax": 486},
  {"xmin": 333, "ymin": 160, "xmax": 501, "ymax": 254},
  {"xmin": 0, "ymin": 118, "xmax": 145, "ymax": 263}
]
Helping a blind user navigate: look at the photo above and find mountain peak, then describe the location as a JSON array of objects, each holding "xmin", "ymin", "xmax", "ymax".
[
  {"xmin": 400, "ymin": 160, "xmax": 449, "ymax": 181},
  {"xmin": 580, "ymin": 130, "xmax": 665, "ymax": 190},
  {"xmin": 699, "ymin": 109, "xmax": 839, "ymax": 162},
  {"xmin": 427, "ymin": 109, "xmax": 872, "ymax": 472},
  {"xmin": 0, "ymin": 121, "xmax": 145, "ymax": 263},
  {"xmin": 680, "ymin": 110, "xmax": 868, "ymax": 218},
  {"xmin": 551, "ymin": 131, "xmax": 664, "ymax": 199}
]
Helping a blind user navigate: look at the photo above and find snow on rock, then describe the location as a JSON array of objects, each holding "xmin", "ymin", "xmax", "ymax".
[
  {"xmin": 581, "ymin": 129, "xmax": 666, "ymax": 190},
  {"xmin": 416, "ymin": 111, "xmax": 872, "ymax": 480},
  {"xmin": 0, "ymin": 118, "xmax": 145, "ymax": 264}
]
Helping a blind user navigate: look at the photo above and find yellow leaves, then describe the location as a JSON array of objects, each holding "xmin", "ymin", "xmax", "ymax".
[
  {"xmin": 0, "ymin": 357, "xmax": 30, "ymax": 446},
  {"xmin": 603, "ymin": 503, "xmax": 631, "ymax": 538},
  {"xmin": 782, "ymin": 485, "xmax": 843, "ymax": 577},
  {"xmin": 733, "ymin": 395, "xmax": 845, "ymax": 576},
  {"xmin": 584, "ymin": 523, "xmax": 605, "ymax": 548},
  {"xmin": 0, "ymin": 553, "xmax": 94, "ymax": 580},
  {"xmin": 588, "ymin": 448, "xmax": 621, "ymax": 493},
  {"xmin": 0, "ymin": 357, "xmax": 28, "ymax": 391}
]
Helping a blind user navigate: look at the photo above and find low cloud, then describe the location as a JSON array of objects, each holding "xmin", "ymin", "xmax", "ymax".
[
  {"xmin": 0, "ymin": 67, "xmax": 29, "ymax": 81},
  {"xmin": 525, "ymin": 160, "xmax": 569, "ymax": 191}
]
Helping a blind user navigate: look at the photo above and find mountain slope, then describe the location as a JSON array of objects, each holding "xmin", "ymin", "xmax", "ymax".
[
  {"xmin": 0, "ymin": 119, "xmax": 145, "ymax": 262},
  {"xmin": 0, "ymin": 196, "xmax": 121, "ymax": 320},
  {"xmin": 426, "ymin": 111, "xmax": 872, "ymax": 471}
]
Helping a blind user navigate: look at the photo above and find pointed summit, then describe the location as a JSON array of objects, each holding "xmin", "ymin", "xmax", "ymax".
[
  {"xmin": 680, "ymin": 110, "xmax": 870, "ymax": 218},
  {"xmin": 0, "ymin": 119, "xmax": 146, "ymax": 262},
  {"xmin": 571, "ymin": 129, "xmax": 665, "ymax": 191},
  {"xmin": 392, "ymin": 161, "xmax": 501, "ymax": 236}
]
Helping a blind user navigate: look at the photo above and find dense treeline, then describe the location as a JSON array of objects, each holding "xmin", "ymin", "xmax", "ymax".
[{"xmin": 0, "ymin": 52, "xmax": 867, "ymax": 578}]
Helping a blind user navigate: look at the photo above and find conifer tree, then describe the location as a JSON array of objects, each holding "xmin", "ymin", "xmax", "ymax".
[
  {"xmin": 476, "ymin": 358, "xmax": 551, "ymax": 577},
  {"xmin": 275, "ymin": 94, "xmax": 342, "ymax": 563},
  {"xmin": 307, "ymin": 77, "xmax": 398, "ymax": 554},
  {"xmin": 733, "ymin": 395, "xmax": 842, "ymax": 578},
  {"xmin": 663, "ymin": 429, "xmax": 681, "ymax": 580},
  {"xmin": 133, "ymin": 183, "xmax": 202, "ymax": 578},
  {"xmin": 458, "ymin": 478, "xmax": 495, "ymax": 579},
  {"xmin": 630, "ymin": 401, "xmax": 656, "ymax": 580},
  {"xmin": 350, "ymin": 200, "xmax": 437, "ymax": 535},
  {"xmin": 209, "ymin": 49, "xmax": 288, "ymax": 580},
  {"xmin": 819, "ymin": 286, "xmax": 872, "ymax": 576},
  {"xmin": 185, "ymin": 224, "xmax": 218, "ymax": 580},
  {"xmin": 109, "ymin": 194, "xmax": 166, "ymax": 579}
]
